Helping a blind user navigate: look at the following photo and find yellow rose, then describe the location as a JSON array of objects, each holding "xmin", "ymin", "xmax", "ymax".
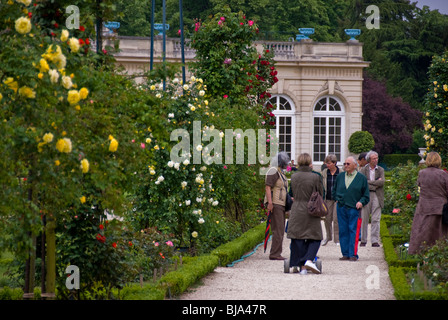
[
  {"xmin": 55, "ymin": 138, "xmax": 72, "ymax": 153},
  {"xmin": 79, "ymin": 87, "xmax": 89, "ymax": 99},
  {"xmin": 54, "ymin": 160, "xmax": 60, "ymax": 166},
  {"xmin": 68, "ymin": 37, "xmax": 80, "ymax": 53},
  {"xmin": 80, "ymin": 196, "xmax": 86, "ymax": 204},
  {"xmin": 109, "ymin": 138, "xmax": 118, "ymax": 152},
  {"xmin": 38, "ymin": 58, "xmax": 50, "ymax": 73},
  {"xmin": 15, "ymin": 17, "xmax": 31, "ymax": 34},
  {"xmin": 67, "ymin": 90, "xmax": 80, "ymax": 105},
  {"xmin": 80, "ymin": 158, "xmax": 89, "ymax": 173},
  {"xmin": 4, "ymin": 77, "xmax": 18, "ymax": 93},
  {"xmin": 38, "ymin": 73, "xmax": 44, "ymax": 79},
  {"xmin": 60, "ymin": 29, "xmax": 69, "ymax": 42},
  {"xmin": 42, "ymin": 132, "xmax": 54, "ymax": 143},
  {"xmin": 17, "ymin": 0, "xmax": 32, "ymax": 5},
  {"xmin": 444, "ymin": 84, "xmax": 448, "ymax": 92},
  {"xmin": 0, "ymin": 93, "xmax": 2, "ymax": 101},
  {"xmin": 18, "ymin": 86, "xmax": 36, "ymax": 99}
]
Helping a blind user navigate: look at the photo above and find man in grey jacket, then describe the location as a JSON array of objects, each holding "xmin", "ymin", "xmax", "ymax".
[{"xmin": 359, "ymin": 151, "xmax": 385, "ymax": 247}]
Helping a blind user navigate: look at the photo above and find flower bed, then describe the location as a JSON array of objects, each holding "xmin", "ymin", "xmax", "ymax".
[{"xmin": 382, "ymin": 214, "xmax": 448, "ymax": 299}]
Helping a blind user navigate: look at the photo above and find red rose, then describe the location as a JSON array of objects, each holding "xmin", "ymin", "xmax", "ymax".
[
  {"xmin": 99, "ymin": 224, "xmax": 104, "ymax": 230},
  {"xmin": 406, "ymin": 194, "xmax": 412, "ymax": 200},
  {"xmin": 112, "ymin": 242, "xmax": 117, "ymax": 248},
  {"xmin": 79, "ymin": 38, "xmax": 84, "ymax": 45},
  {"xmin": 54, "ymin": 23, "xmax": 59, "ymax": 28},
  {"xmin": 85, "ymin": 38, "xmax": 90, "ymax": 45},
  {"xmin": 79, "ymin": 26, "xmax": 85, "ymax": 32}
]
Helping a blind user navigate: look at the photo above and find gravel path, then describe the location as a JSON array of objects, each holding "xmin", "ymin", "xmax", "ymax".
[{"xmin": 180, "ymin": 221, "xmax": 395, "ymax": 300}]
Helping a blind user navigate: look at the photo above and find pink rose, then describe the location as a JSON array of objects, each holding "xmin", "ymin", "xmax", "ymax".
[
  {"xmin": 140, "ymin": 143, "xmax": 145, "ymax": 149},
  {"xmin": 248, "ymin": 20, "xmax": 254, "ymax": 26},
  {"xmin": 223, "ymin": 94, "xmax": 228, "ymax": 99}
]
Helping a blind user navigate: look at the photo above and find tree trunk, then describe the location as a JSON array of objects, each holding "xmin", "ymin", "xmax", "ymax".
[{"xmin": 45, "ymin": 216, "xmax": 56, "ymax": 299}]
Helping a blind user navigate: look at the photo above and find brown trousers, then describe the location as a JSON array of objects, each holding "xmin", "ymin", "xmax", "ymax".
[{"xmin": 270, "ymin": 204, "xmax": 286, "ymax": 259}]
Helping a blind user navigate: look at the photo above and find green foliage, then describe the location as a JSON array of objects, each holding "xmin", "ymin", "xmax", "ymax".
[{"xmin": 347, "ymin": 131, "xmax": 375, "ymax": 154}]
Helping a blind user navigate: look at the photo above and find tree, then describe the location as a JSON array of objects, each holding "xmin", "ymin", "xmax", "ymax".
[
  {"xmin": 0, "ymin": 0, "xmax": 162, "ymax": 297},
  {"xmin": 188, "ymin": 6, "xmax": 278, "ymax": 223},
  {"xmin": 362, "ymin": 75, "xmax": 422, "ymax": 156}
]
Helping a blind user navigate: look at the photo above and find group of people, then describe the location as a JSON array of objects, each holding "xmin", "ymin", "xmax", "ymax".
[{"xmin": 265, "ymin": 150, "xmax": 448, "ymax": 274}]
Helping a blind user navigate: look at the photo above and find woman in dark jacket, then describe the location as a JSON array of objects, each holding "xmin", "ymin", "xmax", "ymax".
[
  {"xmin": 286, "ymin": 153, "xmax": 323, "ymax": 274},
  {"xmin": 408, "ymin": 152, "xmax": 448, "ymax": 254}
]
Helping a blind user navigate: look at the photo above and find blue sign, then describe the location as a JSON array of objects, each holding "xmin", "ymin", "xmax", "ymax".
[
  {"xmin": 104, "ymin": 22, "xmax": 120, "ymax": 34},
  {"xmin": 298, "ymin": 28, "xmax": 315, "ymax": 35},
  {"xmin": 154, "ymin": 23, "xmax": 170, "ymax": 35},
  {"xmin": 344, "ymin": 29, "xmax": 361, "ymax": 40}
]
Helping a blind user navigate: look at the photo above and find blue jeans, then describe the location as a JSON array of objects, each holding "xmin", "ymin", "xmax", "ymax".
[{"xmin": 337, "ymin": 204, "xmax": 362, "ymax": 259}]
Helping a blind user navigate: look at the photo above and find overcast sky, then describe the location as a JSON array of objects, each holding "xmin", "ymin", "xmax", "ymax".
[{"xmin": 414, "ymin": 0, "xmax": 448, "ymax": 15}]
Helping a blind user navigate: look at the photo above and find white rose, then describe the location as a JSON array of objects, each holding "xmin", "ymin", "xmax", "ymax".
[
  {"xmin": 167, "ymin": 161, "xmax": 174, "ymax": 167},
  {"xmin": 185, "ymin": 200, "xmax": 191, "ymax": 206},
  {"xmin": 168, "ymin": 113, "xmax": 174, "ymax": 118},
  {"xmin": 157, "ymin": 176, "xmax": 164, "ymax": 182},
  {"xmin": 212, "ymin": 200, "xmax": 219, "ymax": 206},
  {"xmin": 48, "ymin": 69, "xmax": 59, "ymax": 84},
  {"xmin": 174, "ymin": 162, "xmax": 180, "ymax": 170},
  {"xmin": 198, "ymin": 218, "xmax": 205, "ymax": 224},
  {"xmin": 183, "ymin": 159, "xmax": 190, "ymax": 166}
]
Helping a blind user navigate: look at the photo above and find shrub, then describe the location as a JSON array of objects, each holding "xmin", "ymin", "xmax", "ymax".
[
  {"xmin": 348, "ymin": 131, "xmax": 375, "ymax": 154},
  {"xmin": 383, "ymin": 161, "xmax": 423, "ymax": 241},
  {"xmin": 419, "ymin": 238, "xmax": 448, "ymax": 295}
]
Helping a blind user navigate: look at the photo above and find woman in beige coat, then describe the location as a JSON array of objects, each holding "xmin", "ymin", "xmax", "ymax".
[
  {"xmin": 408, "ymin": 152, "xmax": 448, "ymax": 254},
  {"xmin": 286, "ymin": 153, "xmax": 323, "ymax": 274}
]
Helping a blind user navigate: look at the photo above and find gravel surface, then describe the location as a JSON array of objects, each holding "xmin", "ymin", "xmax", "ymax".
[{"xmin": 179, "ymin": 222, "xmax": 395, "ymax": 300}]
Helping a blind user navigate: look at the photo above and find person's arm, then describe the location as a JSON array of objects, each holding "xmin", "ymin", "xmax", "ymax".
[{"xmin": 357, "ymin": 177, "xmax": 370, "ymax": 209}]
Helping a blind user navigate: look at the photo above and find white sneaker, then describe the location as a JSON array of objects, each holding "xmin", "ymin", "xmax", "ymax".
[
  {"xmin": 304, "ymin": 260, "xmax": 321, "ymax": 274},
  {"xmin": 299, "ymin": 269, "xmax": 308, "ymax": 275}
]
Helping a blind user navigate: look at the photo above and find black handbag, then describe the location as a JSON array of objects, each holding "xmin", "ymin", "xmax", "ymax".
[
  {"xmin": 279, "ymin": 171, "xmax": 293, "ymax": 211},
  {"xmin": 443, "ymin": 202, "xmax": 448, "ymax": 225}
]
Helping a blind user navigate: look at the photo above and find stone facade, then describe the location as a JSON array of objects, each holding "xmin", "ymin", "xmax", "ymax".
[{"xmin": 111, "ymin": 35, "xmax": 369, "ymax": 166}]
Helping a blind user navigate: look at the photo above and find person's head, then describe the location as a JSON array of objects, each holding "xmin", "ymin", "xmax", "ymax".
[
  {"xmin": 426, "ymin": 151, "xmax": 442, "ymax": 168},
  {"xmin": 274, "ymin": 151, "xmax": 290, "ymax": 169},
  {"xmin": 297, "ymin": 153, "xmax": 312, "ymax": 167},
  {"xmin": 358, "ymin": 152, "xmax": 368, "ymax": 167},
  {"xmin": 343, "ymin": 156, "xmax": 358, "ymax": 173},
  {"xmin": 324, "ymin": 154, "xmax": 338, "ymax": 170},
  {"xmin": 366, "ymin": 151, "xmax": 379, "ymax": 168}
]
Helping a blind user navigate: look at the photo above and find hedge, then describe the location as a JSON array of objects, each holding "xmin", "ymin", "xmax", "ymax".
[{"xmin": 381, "ymin": 154, "xmax": 421, "ymax": 169}]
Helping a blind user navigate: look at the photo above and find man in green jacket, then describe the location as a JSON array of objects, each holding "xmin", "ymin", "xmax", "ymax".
[{"xmin": 332, "ymin": 156, "xmax": 370, "ymax": 261}]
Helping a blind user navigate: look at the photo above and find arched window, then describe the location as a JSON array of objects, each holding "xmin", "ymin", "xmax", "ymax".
[
  {"xmin": 267, "ymin": 95, "xmax": 295, "ymax": 161},
  {"xmin": 313, "ymin": 96, "xmax": 345, "ymax": 163}
]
